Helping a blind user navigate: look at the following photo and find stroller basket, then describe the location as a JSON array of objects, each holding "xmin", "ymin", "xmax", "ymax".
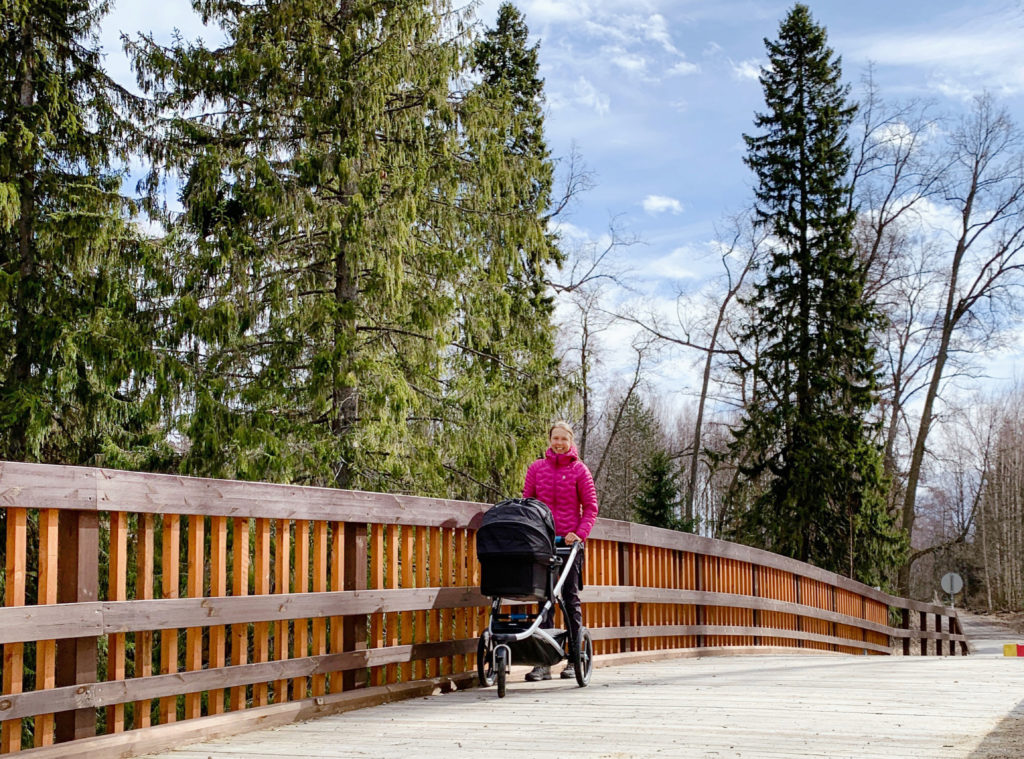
[{"xmin": 476, "ymin": 498, "xmax": 555, "ymax": 600}]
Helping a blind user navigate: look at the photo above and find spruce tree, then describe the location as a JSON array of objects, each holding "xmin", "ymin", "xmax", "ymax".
[
  {"xmin": 0, "ymin": 0, "xmax": 167, "ymax": 468},
  {"xmin": 633, "ymin": 449, "xmax": 687, "ymax": 531},
  {"xmin": 726, "ymin": 4, "xmax": 903, "ymax": 585},
  {"xmin": 130, "ymin": 0, "xmax": 564, "ymax": 497},
  {"xmin": 438, "ymin": 2, "xmax": 564, "ymax": 501}
]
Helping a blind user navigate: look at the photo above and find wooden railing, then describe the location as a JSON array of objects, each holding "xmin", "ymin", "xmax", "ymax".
[{"xmin": 0, "ymin": 461, "xmax": 967, "ymax": 757}]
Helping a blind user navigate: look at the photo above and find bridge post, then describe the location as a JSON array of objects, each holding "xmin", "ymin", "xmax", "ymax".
[
  {"xmin": 920, "ymin": 611, "xmax": 928, "ymax": 656},
  {"xmin": 342, "ymin": 522, "xmax": 367, "ymax": 689},
  {"xmin": 55, "ymin": 510, "xmax": 99, "ymax": 743},
  {"xmin": 618, "ymin": 542, "xmax": 634, "ymax": 652},
  {"xmin": 901, "ymin": 608, "xmax": 910, "ymax": 656}
]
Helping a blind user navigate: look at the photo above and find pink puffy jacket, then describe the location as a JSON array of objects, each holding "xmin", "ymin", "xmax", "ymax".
[{"xmin": 522, "ymin": 445, "xmax": 599, "ymax": 541}]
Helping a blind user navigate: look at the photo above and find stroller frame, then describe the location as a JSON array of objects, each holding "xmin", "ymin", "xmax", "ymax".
[{"xmin": 477, "ymin": 539, "xmax": 595, "ymax": 698}]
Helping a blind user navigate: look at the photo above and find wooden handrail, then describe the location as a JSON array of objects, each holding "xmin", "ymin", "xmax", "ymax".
[{"xmin": 0, "ymin": 461, "xmax": 966, "ymax": 756}]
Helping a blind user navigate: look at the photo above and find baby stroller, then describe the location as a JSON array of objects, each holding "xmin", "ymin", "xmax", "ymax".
[{"xmin": 475, "ymin": 497, "xmax": 595, "ymax": 698}]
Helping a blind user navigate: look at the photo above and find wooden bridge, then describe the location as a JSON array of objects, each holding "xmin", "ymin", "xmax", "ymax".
[{"xmin": 0, "ymin": 461, "xmax": 997, "ymax": 759}]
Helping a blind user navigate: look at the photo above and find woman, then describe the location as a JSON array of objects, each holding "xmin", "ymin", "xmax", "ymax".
[{"xmin": 522, "ymin": 420, "xmax": 599, "ymax": 681}]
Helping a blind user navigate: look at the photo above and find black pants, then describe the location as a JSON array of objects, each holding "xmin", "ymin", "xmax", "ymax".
[{"xmin": 542, "ymin": 548, "xmax": 584, "ymax": 649}]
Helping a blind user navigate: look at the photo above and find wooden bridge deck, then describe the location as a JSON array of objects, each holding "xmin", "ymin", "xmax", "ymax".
[{"xmin": 139, "ymin": 617, "xmax": 1024, "ymax": 759}]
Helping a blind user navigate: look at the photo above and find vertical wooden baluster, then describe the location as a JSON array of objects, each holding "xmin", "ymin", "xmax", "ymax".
[
  {"xmin": 311, "ymin": 520, "xmax": 328, "ymax": 696},
  {"xmin": 274, "ymin": 519, "xmax": 291, "ymax": 702},
  {"xmin": 428, "ymin": 527, "xmax": 441, "ymax": 677},
  {"xmin": 414, "ymin": 527, "xmax": 427, "ymax": 680},
  {"xmin": 34, "ymin": 509, "xmax": 59, "ymax": 746},
  {"xmin": 400, "ymin": 526, "xmax": 415, "ymax": 682},
  {"xmin": 329, "ymin": 521, "xmax": 344, "ymax": 694},
  {"xmin": 368, "ymin": 524, "xmax": 385, "ymax": 686},
  {"xmin": 453, "ymin": 528, "xmax": 467, "ymax": 675},
  {"xmin": 107, "ymin": 511, "xmax": 129, "ymax": 732},
  {"xmin": 134, "ymin": 514, "xmax": 155, "ymax": 727},
  {"xmin": 253, "ymin": 518, "xmax": 271, "ymax": 706},
  {"xmin": 341, "ymin": 522, "xmax": 367, "ymax": 691},
  {"xmin": 291, "ymin": 520, "xmax": 309, "ymax": 699},
  {"xmin": 2, "ymin": 507, "xmax": 27, "ymax": 752},
  {"xmin": 159, "ymin": 515, "xmax": 180, "ymax": 724},
  {"xmin": 208, "ymin": 516, "xmax": 227, "ymax": 714},
  {"xmin": 385, "ymin": 524, "xmax": 400, "ymax": 682},
  {"xmin": 440, "ymin": 527, "xmax": 453, "ymax": 676},
  {"xmin": 229, "ymin": 517, "xmax": 249, "ymax": 711},
  {"xmin": 184, "ymin": 515, "xmax": 205, "ymax": 720}
]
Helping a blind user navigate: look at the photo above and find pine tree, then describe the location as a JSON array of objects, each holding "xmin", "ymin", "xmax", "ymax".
[
  {"xmin": 726, "ymin": 4, "xmax": 903, "ymax": 586},
  {"xmin": 633, "ymin": 449, "xmax": 688, "ymax": 531},
  {"xmin": 0, "ymin": 0, "xmax": 168, "ymax": 468}
]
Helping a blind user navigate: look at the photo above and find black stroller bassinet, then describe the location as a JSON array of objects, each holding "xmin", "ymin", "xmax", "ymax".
[{"xmin": 475, "ymin": 497, "xmax": 594, "ymax": 697}]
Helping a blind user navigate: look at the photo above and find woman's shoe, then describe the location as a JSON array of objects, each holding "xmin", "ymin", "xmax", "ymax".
[
  {"xmin": 525, "ymin": 665, "xmax": 551, "ymax": 681},
  {"xmin": 560, "ymin": 664, "xmax": 575, "ymax": 679}
]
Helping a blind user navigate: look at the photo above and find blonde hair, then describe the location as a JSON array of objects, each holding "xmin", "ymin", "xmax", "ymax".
[{"xmin": 548, "ymin": 420, "xmax": 575, "ymax": 442}]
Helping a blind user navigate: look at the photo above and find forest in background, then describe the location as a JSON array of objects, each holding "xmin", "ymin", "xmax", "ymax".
[{"xmin": 3, "ymin": 0, "xmax": 1024, "ymax": 606}]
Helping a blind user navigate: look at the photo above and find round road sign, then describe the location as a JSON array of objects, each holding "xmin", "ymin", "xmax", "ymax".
[{"xmin": 941, "ymin": 572, "xmax": 963, "ymax": 595}]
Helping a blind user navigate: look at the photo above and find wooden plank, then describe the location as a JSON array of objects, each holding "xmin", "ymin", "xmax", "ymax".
[
  {"xmin": 0, "ymin": 461, "xmax": 486, "ymax": 528},
  {"xmin": 106, "ymin": 511, "xmax": 129, "ymax": 733},
  {"xmin": 414, "ymin": 527, "xmax": 427, "ymax": 680},
  {"xmin": 2, "ymin": 506, "xmax": 26, "ymax": 752},
  {"xmin": 328, "ymin": 522, "xmax": 343, "ymax": 695},
  {"xmin": 252, "ymin": 518, "xmax": 271, "ymax": 707},
  {"xmin": 158, "ymin": 515, "xmax": 180, "ymax": 724},
  {"xmin": 134, "ymin": 513, "xmax": 155, "ymax": 728},
  {"xmin": 55, "ymin": 510, "xmax": 99, "ymax": 742},
  {"xmin": 428, "ymin": 527, "xmax": 441, "ymax": 678},
  {"xmin": 311, "ymin": 521, "xmax": 328, "ymax": 697},
  {"xmin": 184, "ymin": 515, "xmax": 205, "ymax": 720},
  {"xmin": 229, "ymin": 517, "xmax": 249, "ymax": 711},
  {"xmin": 0, "ymin": 462, "xmax": 958, "ymax": 618},
  {"xmin": 208, "ymin": 515, "xmax": 228, "ymax": 715},
  {"xmin": 34, "ymin": 509, "xmax": 59, "ymax": 747},
  {"xmin": 274, "ymin": 519, "xmax": 291, "ymax": 703},
  {"xmin": 6, "ymin": 673, "xmax": 474, "ymax": 759},
  {"xmin": 291, "ymin": 519, "xmax": 309, "ymax": 701},
  {"xmin": 385, "ymin": 524, "xmax": 399, "ymax": 684},
  {"xmin": 0, "ymin": 640, "xmax": 478, "ymax": 722},
  {"xmin": 342, "ymin": 522, "xmax": 367, "ymax": 691},
  {"xmin": 368, "ymin": 524, "xmax": 385, "ymax": 687},
  {"xmin": 400, "ymin": 527, "xmax": 414, "ymax": 683}
]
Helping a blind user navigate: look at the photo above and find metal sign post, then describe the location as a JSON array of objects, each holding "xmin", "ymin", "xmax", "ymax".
[{"xmin": 940, "ymin": 572, "xmax": 963, "ymax": 607}]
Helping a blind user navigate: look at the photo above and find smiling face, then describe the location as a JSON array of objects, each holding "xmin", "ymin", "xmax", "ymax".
[{"xmin": 549, "ymin": 426, "xmax": 573, "ymax": 455}]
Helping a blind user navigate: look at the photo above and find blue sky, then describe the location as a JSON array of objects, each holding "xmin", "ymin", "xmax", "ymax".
[{"xmin": 99, "ymin": 0, "xmax": 1024, "ymax": 398}]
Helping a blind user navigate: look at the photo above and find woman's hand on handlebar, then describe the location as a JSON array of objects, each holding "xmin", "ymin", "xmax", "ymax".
[{"xmin": 564, "ymin": 532, "xmax": 581, "ymax": 545}]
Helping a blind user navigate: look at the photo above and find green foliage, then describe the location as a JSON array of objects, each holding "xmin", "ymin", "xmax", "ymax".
[
  {"xmin": 726, "ymin": 4, "xmax": 904, "ymax": 586},
  {"xmin": 633, "ymin": 449, "xmax": 691, "ymax": 532},
  {"xmin": 0, "ymin": 0, "xmax": 171, "ymax": 467},
  {"xmin": 125, "ymin": 0, "xmax": 563, "ymax": 498}
]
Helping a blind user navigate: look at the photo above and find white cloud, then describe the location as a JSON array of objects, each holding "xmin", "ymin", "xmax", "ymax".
[
  {"xmin": 645, "ymin": 246, "xmax": 699, "ymax": 280},
  {"xmin": 573, "ymin": 76, "xmax": 611, "ymax": 116},
  {"xmin": 522, "ymin": 0, "xmax": 592, "ymax": 24},
  {"xmin": 642, "ymin": 195, "xmax": 684, "ymax": 215},
  {"xmin": 640, "ymin": 13, "xmax": 681, "ymax": 56},
  {"xmin": 667, "ymin": 60, "xmax": 700, "ymax": 77},
  {"xmin": 730, "ymin": 58, "xmax": 762, "ymax": 81},
  {"xmin": 610, "ymin": 52, "xmax": 649, "ymax": 74}
]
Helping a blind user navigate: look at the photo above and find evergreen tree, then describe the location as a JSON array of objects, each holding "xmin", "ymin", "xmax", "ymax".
[
  {"xmin": 129, "ymin": 0, "xmax": 564, "ymax": 497},
  {"xmin": 0, "ymin": 0, "xmax": 168, "ymax": 468},
  {"xmin": 726, "ymin": 4, "xmax": 903, "ymax": 586},
  {"xmin": 438, "ymin": 2, "xmax": 564, "ymax": 500},
  {"xmin": 633, "ymin": 449, "xmax": 688, "ymax": 531}
]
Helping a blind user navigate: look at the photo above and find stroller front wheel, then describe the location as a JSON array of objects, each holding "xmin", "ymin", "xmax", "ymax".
[
  {"xmin": 476, "ymin": 635, "xmax": 496, "ymax": 687},
  {"xmin": 495, "ymin": 646, "xmax": 508, "ymax": 698},
  {"xmin": 574, "ymin": 627, "xmax": 594, "ymax": 687}
]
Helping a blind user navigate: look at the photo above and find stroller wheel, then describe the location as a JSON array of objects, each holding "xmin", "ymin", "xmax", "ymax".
[
  {"xmin": 574, "ymin": 628, "xmax": 593, "ymax": 687},
  {"xmin": 495, "ymin": 647, "xmax": 508, "ymax": 698},
  {"xmin": 476, "ymin": 635, "xmax": 496, "ymax": 687}
]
